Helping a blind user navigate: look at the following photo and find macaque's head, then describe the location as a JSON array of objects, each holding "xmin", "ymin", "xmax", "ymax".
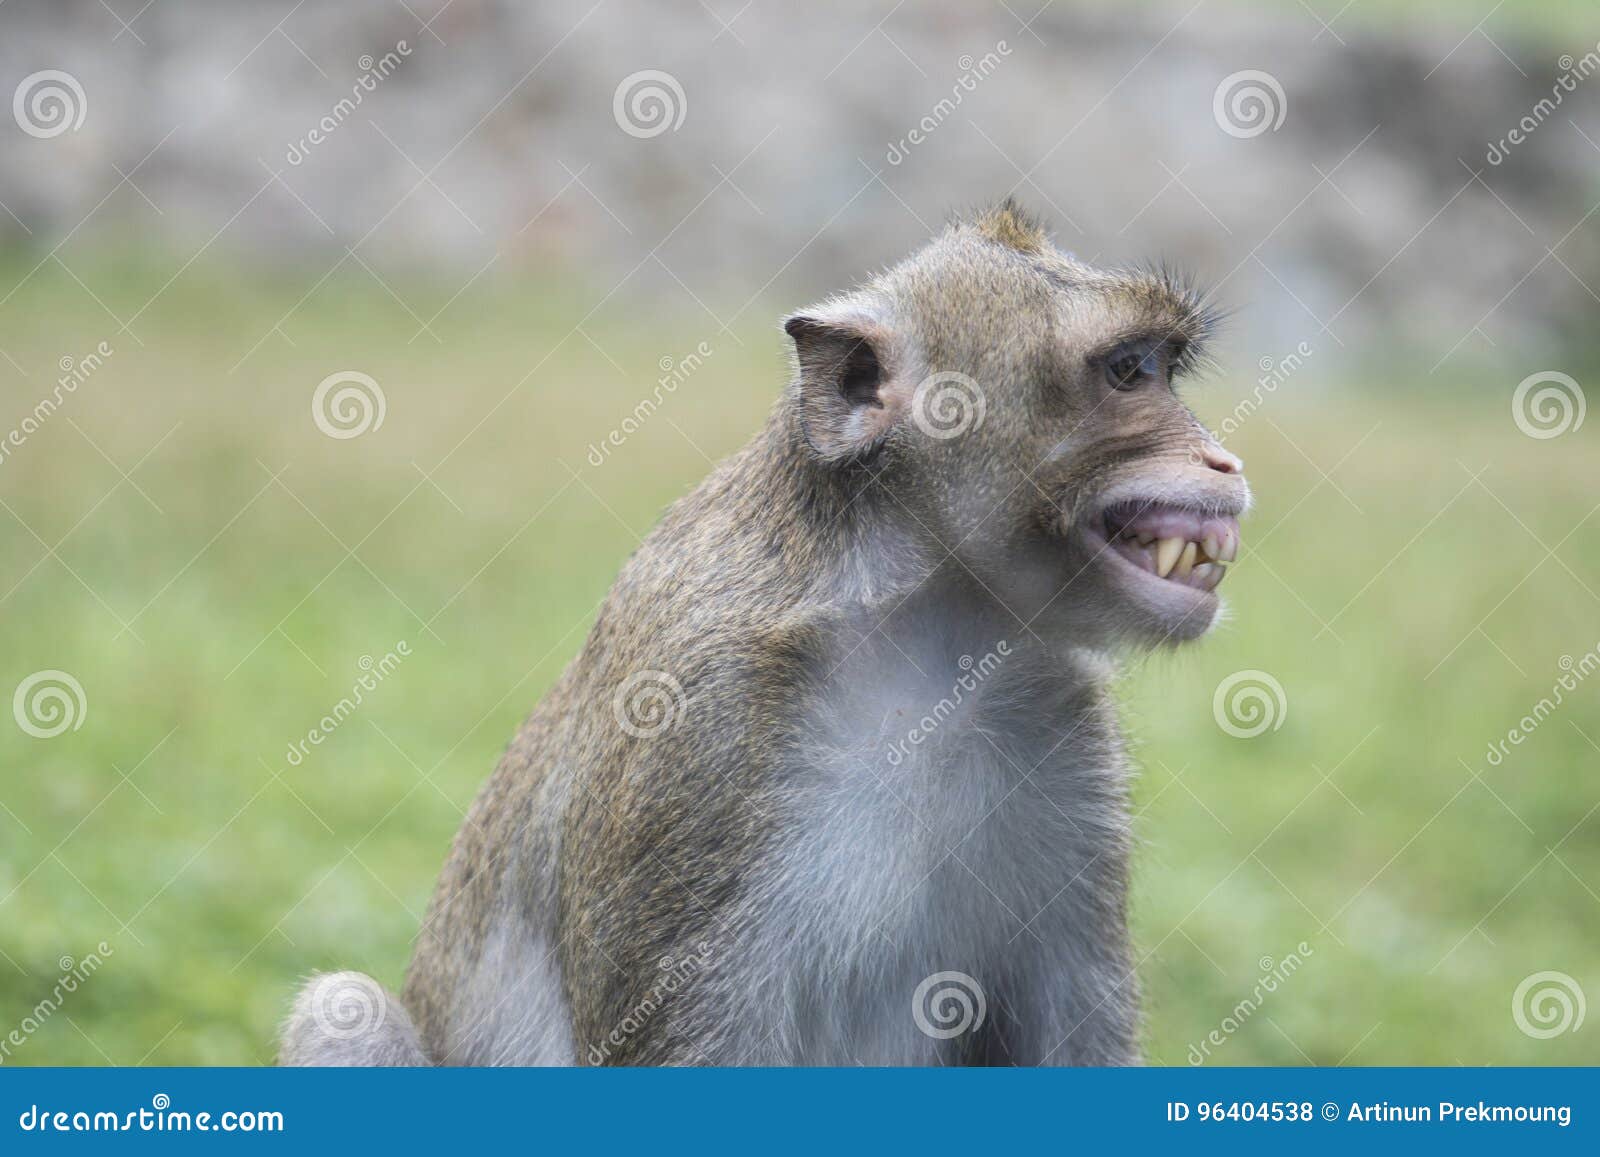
[{"xmin": 783, "ymin": 200, "xmax": 1250, "ymax": 647}]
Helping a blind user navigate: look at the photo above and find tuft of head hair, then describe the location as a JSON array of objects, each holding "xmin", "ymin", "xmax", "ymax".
[{"xmin": 965, "ymin": 198, "xmax": 1049, "ymax": 254}]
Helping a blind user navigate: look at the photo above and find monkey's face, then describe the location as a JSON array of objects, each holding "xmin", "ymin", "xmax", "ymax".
[
  {"xmin": 1027, "ymin": 324, "xmax": 1250, "ymax": 647},
  {"xmin": 784, "ymin": 206, "xmax": 1251, "ymax": 649},
  {"xmin": 921, "ymin": 268, "xmax": 1249, "ymax": 649}
]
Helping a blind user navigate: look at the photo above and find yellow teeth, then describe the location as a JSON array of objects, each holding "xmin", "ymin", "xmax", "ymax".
[
  {"xmin": 1155, "ymin": 536, "xmax": 1185, "ymax": 578},
  {"xmin": 1115, "ymin": 523, "xmax": 1240, "ymax": 584}
]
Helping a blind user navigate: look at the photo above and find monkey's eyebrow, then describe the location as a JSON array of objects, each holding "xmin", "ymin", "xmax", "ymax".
[{"xmin": 1093, "ymin": 331, "xmax": 1189, "ymax": 359}]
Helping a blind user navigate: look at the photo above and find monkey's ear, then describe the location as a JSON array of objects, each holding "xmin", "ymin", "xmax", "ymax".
[{"xmin": 784, "ymin": 313, "xmax": 906, "ymax": 465}]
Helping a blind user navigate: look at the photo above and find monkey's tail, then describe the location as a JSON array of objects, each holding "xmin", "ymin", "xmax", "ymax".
[{"xmin": 278, "ymin": 970, "xmax": 432, "ymax": 1066}]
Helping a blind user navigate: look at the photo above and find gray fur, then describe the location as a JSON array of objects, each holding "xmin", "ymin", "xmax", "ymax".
[{"xmin": 279, "ymin": 971, "xmax": 428, "ymax": 1066}]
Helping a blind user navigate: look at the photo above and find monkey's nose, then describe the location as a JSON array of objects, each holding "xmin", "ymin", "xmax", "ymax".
[{"xmin": 1199, "ymin": 444, "xmax": 1243, "ymax": 475}]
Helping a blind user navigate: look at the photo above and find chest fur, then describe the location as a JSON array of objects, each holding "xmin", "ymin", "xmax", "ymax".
[{"xmin": 771, "ymin": 642, "xmax": 1129, "ymax": 968}]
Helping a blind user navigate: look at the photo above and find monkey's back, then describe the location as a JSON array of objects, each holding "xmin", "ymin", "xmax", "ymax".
[{"xmin": 402, "ymin": 420, "xmax": 834, "ymax": 1063}]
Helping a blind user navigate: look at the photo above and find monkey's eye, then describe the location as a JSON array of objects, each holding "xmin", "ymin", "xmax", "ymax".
[{"xmin": 1104, "ymin": 344, "xmax": 1160, "ymax": 391}]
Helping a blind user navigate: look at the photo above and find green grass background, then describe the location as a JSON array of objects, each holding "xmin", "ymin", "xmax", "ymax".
[{"xmin": 0, "ymin": 255, "xmax": 1595, "ymax": 1066}]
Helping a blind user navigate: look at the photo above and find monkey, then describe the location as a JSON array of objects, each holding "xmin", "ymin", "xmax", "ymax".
[{"xmin": 279, "ymin": 199, "xmax": 1250, "ymax": 1066}]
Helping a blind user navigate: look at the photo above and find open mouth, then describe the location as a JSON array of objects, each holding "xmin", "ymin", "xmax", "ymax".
[{"xmin": 1093, "ymin": 499, "xmax": 1240, "ymax": 594}]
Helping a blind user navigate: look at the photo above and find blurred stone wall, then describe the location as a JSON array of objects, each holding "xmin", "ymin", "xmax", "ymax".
[{"xmin": 1, "ymin": 0, "xmax": 1596, "ymax": 363}]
